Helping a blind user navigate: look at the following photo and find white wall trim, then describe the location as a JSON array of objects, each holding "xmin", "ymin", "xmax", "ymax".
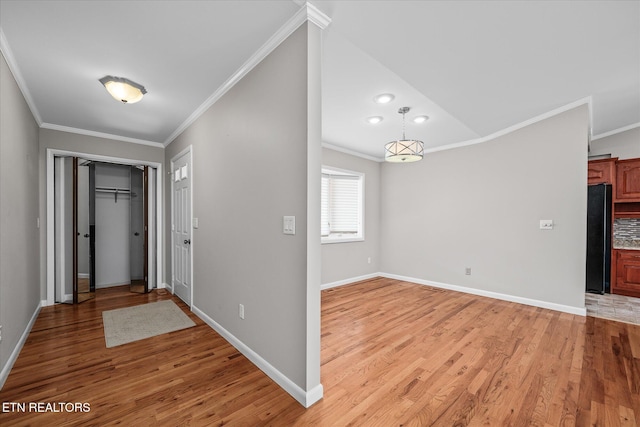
[
  {"xmin": 424, "ymin": 97, "xmax": 593, "ymax": 155},
  {"xmin": 2, "ymin": 29, "xmax": 164, "ymax": 148},
  {"xmin": 326, "ymin": 97, "xmax": 594, "ymax": 162},
  {"xmin": 322, "ymin": 142, "xmax": 384, "ymax": 163},
  {"xmin": 0, "ymin": 28, "xmax": 43, "ymax": 125},
  {"xmin": 161, "ymin": 282, "xmax": 169, "ymax": 290},
  {"xmin": 379, "ymin": 273, "xmax": 586, "ymax": 316},
  {"xmin": 303, "ymin": 2, "xmax": 332, "ymax": 29},
  {"xmin": 321, "ymin": 273, "xmax": 380, "ymax": 290},
  {"xmin": 46, "ymin": 148, "xmax": 163, "ymax": 306},
  {"xmin": 0, "ymin": 302, "xmax": 41, "ymax": 389},
  {"xmin": 41, "ymin": 123, "xmax": 163, "ymax": 148},
  {"xmin": 163, "ymin": 3, "xmax": 331, "ymax": 147},
  {"xmin": 46, "ymin": 152, "xmax": 56, "ymax": 305},
  {"xmin": 191, "ymin": 305, "xmax": 323, "ymax": 408},
  {"xmin": 592, "ymin": 122, "xmax": 640, "ymax": 141}
]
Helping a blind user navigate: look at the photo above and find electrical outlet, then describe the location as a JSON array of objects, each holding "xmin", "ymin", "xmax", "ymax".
[
  {"xmin": 367, "ymin": 257, "xmax": 371, "ymax": 264},
  {"xmin": 239, "ymin": 304, "xmax": 245, "ymax": 320},
  {"xmin": 465, "ymin": 267, "xmax": 471, "ymax": 275}
]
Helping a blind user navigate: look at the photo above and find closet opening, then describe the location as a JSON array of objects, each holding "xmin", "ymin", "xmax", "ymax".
[{"xmin": 47, "ymin": 149, "xmax": 162, "ymax": 306}]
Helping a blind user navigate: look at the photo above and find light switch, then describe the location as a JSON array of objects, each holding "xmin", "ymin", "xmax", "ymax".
[
  {"xmin": 540, "ymin": 219, "xmax": 554, "ymax": 230},
  {"xmin": 283, "ymin": 216, "xmax": 295, "ymax": 235},
  {"xmin": 193, "ymin": 217, "xmax": 199, "ymax": 229}
]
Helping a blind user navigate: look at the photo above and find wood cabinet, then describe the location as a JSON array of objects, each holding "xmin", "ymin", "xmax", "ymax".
[
  {"xmin": 589, "ymin": 157, "xmax": 640, "ymax": 296},
  {"xmin": 588, "ymin": 158, "xmax": 616, "ymax": 185},
  {"xmin": 613, "ymin": 202, "xmax": 640, "ymax": 219},
  {"xmin": 613, "ymin": 250, "xmax": 640, "ymax": 297},
  {"xmin": 615, "ymin": 158, "xmax": 640, "ymax": 201}
]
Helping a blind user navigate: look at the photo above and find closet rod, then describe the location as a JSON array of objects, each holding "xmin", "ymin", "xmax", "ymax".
[
  {"xmin": 95, "ymin": 187, "xmax": 130, "ymax": 193},
  {"xmin": 95, "ymin": 187, "xmax": 132, "ymax": 203}
]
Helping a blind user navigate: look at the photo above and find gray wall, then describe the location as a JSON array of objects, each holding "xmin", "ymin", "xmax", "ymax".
[
  {"xmin": 0, "ymin": 52, "xmax": 41, "ymax": 384},
  {"xmin": 165, "ymin": 24, "xmax": 321, "ymax": 394},
  {"xmin": 381, "ymin": 105, "xmax": 589, "ymax": 310},
  {"xmin": 321, "ymin": 148, "xmax": 381, "ymax": 285},
  {"xmin": 94, "ymin": 164, "xmax": 131, "ymax": 287},
  {"xmin": 38, "ymin": 128, "xmax": 164, "ymax": 298},
  {"xmin": 590, "ymin": 127, "xmax": 640, "ymax": 160}
]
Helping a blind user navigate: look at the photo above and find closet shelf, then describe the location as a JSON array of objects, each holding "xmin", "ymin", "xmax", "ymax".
[{"xmin": 95, "ymin": 187, "xmax": 134, "ymax": 203}]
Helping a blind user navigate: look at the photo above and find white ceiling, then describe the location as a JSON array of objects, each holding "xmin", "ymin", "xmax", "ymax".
[{"xmin": 1, "ymin": 1, "xmax": 638, "ymax": 159}]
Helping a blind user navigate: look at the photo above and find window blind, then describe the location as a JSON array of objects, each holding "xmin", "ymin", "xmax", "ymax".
[{"xmin": 321, "ymin": 173, "xmax": 360, "ymax": 236}]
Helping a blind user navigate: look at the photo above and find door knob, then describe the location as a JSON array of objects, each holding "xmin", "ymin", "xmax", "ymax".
[
  {"xmin": 184, "ymin": 239, "xmax": 191, "ymax": 245},
  {"xmin": 84, "ymin": 234, "xmax": 89, "ymax": 238},
  {"xmin": 134, "ymin": 232, "xmax": 140, "ymax": 236}
]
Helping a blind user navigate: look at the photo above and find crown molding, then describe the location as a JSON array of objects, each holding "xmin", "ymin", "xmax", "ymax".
[
  {"xmin": 0, "ymin": 27, "xmax": 43, "ymax": 125},
  {"xmin": 322, "ymin": 142, "xmax": 384, "ymax": 162},
  {"xmin": 304, "ymin": 2, "xmax": 331, "ymax": 29},
  {"xmin": 41, "ymin": 123, "xmax": 163, "ymax": 148},
  {"xmin": 329, "ymin": 98, "xmax": 594, "ymax": 162},
  {"xmin": 164, "ymin": 2, "xmax": 331, "ymax": 147},
  {"xmin": 423, "ymin": 97, "xmax": 593, "ymax": 154},
  {"xmin": 592, "ymin": 122, "xmax": 640, "ymax": 141}
]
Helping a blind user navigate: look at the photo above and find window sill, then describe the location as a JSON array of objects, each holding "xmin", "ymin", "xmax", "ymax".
[{"xmin": 321, "ymin": 236, "xmax": 364, "ymax": 245}]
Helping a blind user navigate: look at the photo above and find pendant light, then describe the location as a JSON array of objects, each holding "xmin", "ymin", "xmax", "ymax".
[
  {"xmin": 384, "ymin": 107, "xmax": 424, "ymax": 163},
  {"xmin": 99, "ymin": 76, "xmax": 147, "ymax": 104}
]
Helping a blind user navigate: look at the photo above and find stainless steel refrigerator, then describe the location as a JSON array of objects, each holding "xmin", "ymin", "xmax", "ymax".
[{"xmin": 586, "ymin": 184, "xmax": 612, "ymax": 294}]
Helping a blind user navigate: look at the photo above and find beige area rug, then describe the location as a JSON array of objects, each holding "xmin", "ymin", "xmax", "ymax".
[{"xmin": 102, "ymin": 300, "xmax": 195, "ymax": 348}]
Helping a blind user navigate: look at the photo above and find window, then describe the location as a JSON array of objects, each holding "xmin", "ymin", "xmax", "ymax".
[{"xmin": 321, "ymin": 166, "xmax": 364, "ymax": 243}]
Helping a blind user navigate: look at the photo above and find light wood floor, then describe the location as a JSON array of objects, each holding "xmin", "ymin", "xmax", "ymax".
[{"xmin": 1, "ymin": 278, "xmax": 639, "ymax": 426}]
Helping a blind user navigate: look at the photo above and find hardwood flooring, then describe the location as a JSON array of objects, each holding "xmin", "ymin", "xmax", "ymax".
[{"xmin": 1, "ymin": 278, "xmax": 640, "ymax": 425}]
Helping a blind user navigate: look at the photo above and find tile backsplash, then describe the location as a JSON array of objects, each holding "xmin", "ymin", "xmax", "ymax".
[{"xmin": 613, "ymin": 218, "xmax": 640, "ymax": 249}]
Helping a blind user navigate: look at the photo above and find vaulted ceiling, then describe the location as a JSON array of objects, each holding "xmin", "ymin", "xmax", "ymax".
[{"xmin": 1, "ymin": 1, "xmax": 638, "ymax": 159}]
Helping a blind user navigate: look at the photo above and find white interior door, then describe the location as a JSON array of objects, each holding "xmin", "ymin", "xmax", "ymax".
[{"xmin": 172, "ymin": 150, "xmax": 192, "ymax": 305}]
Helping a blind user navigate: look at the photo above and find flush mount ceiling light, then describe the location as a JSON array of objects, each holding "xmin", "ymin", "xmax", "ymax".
[
  {"xmin": 99, "ymin": 75, "xmax": 147, "ymax": 104},
  {"xmin": 366, "ymin": 116, "xmax": 383, "ymax": 124},
  {"xmin": 413, "ymin": 115, "xmax": 430, "ymax": 124},
  {"xmin": 373, "ymin": 93, "xmax": 395, "ymax": 104},
  {"xmin": 384, "ymin": 107, "xmax": 424, "ymax": 163}
]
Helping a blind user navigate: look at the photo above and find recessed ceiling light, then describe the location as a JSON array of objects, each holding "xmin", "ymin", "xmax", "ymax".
[
  {"xmin": 366, "ymin": 116, "xmax": 383, "ymax": 124},
  {"xmin": 413, "ymin": 115, "xmax": 430, "ymax": 124},
  {"xmin": 373, "ymin": 93, "xmax": 395, "ymax": 104}
]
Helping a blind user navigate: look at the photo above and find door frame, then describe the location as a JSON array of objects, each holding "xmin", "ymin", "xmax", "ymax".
[
  {"xmin": 129, "ymin": 165, "xmax": 149, "ymax": 294},
  {"xmin": 170, "ymin": 145, "xmax": 194, "ymax": 308},
  {"xmin": 46, "ymin": 148, "xmax": 163, "ymax": 306}
]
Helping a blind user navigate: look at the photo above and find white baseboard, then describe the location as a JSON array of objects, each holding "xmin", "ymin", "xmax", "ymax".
[
  {"xmin": 0, "ymin": 301, "xmax": 42, "ymax": 389},
  {"xmin": 379, "ymin": 273, "xmax": 586, "ymax": 316},
  {"xmin": 191, "ymin": 305, "xmax": 323, "ymax": 408},
  {"xmin": 321, "ymin": 273, "xmax": 380, "ymax": 290}
]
